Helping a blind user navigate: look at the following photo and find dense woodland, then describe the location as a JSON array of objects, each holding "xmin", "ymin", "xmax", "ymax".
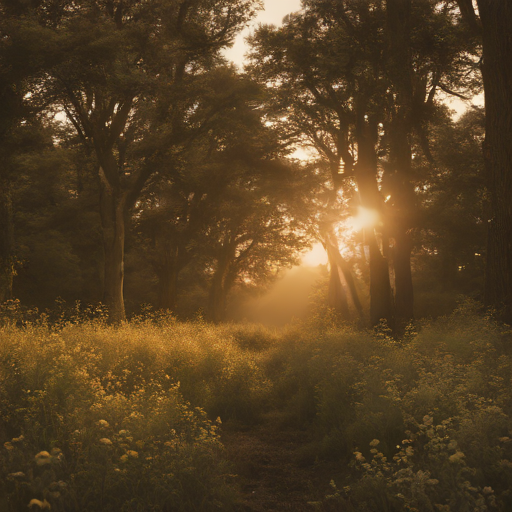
[{"xmin": 2, "ymin": 0, "xmax": 512, "ymax": 511}]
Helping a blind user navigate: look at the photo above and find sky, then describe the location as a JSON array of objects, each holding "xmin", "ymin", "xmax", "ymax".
[{"xmin": 223, "ymin": 0, "xmax": 302, "ymax": 66}]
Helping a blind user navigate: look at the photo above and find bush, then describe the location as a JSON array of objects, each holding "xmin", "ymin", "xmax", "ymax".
[{"xmin": 0, "ymin": 319, "xmax": 267, "ymax": 511}]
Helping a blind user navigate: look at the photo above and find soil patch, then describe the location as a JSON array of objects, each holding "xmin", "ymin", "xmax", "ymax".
[{"xmin": 222, "ymin": 413, "xmax": 342, "ymax": 511}]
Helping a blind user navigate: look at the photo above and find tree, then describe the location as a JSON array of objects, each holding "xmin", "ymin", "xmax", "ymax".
[
  {"xmin": 16, "ymin": 0, "xmax": 261, "ymax": 321},
  {"xmin": 0, "ymin": 8, "xmax": 36, "ymax": 302},
  {"xmin": 248, "ymin": 0, "xmax": 478, "ymax": 327},
  {"xmin": 202, "ymin": 158, "xmax": 312, "ymax": 323},
  {"xmin": 457, "ymin": 1, "xmax": 512, "ymax": 322},
  {"xmin": 412, "ymin": 107, "xmax": 486, "ymax": 314},
  {"xmin": 135, "ymin": 67, "xmax": 316, "ymax": 319}
]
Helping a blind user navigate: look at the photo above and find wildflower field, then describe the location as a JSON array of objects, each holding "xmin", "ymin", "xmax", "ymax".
[{"xmin": 2, "ymin": 303, "xmax": 512, "ymax": 511}]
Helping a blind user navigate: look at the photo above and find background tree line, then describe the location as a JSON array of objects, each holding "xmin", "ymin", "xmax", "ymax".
[{"xmin": 0, "ymin": 0, "xmax": 510, "ymax": 327}]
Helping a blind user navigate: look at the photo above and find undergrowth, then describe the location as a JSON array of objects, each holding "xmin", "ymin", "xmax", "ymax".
[{"xmin": 1, "ymin": 300, "xmax": 512, "ymax": 510}]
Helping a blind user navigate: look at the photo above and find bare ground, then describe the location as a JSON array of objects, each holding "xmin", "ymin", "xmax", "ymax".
[{"xmin": 221, "ymin": 413, "xmax": 343, "ymax": 511}]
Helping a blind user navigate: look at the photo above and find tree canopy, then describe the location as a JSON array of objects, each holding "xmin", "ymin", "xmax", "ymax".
[{"xmin": 1, "ymin": 0, "xmax": 510, "ymax": 327}]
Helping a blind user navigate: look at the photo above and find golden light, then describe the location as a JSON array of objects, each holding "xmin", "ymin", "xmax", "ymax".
[
  {"xmin": 343, "ymin": 206, "xmax": 381, "ymax": 233},
  {"xmin": 302, "ymin": 243, "xmax": 329, "ymax": 266}
]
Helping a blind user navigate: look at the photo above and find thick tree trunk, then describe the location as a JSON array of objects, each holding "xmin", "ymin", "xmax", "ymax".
[
  {"xmin": 0, "ymin": 185, "xmax": 14, "ymax": 303},
  {"xmin": 355, "ymin": 111, "xmax": 395, "ymax": 327},
  {"xmin": 99, "ymin": 169, "xmax": 127, "ymax": 323},
  {"xmin": 476, "ymin": 1, "xmax": 512, "ymax": 323},
  {"xmin": 386, "ymin": 0, "xmax": 415, "ymax": 327},
  {"xmin": 394, "ymin": 230, "xmax": 414, "ymax": 323},
  {"xmin": 209, "ymin": 281, "xmax": 228, "ymax": 324},
  {"xmin": 368, "ymin": 233, "xmax": 394, "ymax": 327},
  {"xmin": 208, "ymin": 243, "xmax": 234, "ymax": 323}
]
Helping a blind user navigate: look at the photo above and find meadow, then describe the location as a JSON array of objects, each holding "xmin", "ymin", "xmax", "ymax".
[{"xmin": 1, "ymin": 301, "xmax": 512, "ymax": 511}]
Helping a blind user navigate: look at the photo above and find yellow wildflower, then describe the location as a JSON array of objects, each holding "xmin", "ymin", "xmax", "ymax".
[
  {"xmin": 449, "ymin": 451, "xmax": 465, "ymax": 463},
  {"xmin": 8, "ymin": 472, "xmax": 25, "ymax": 479},
  {"xmin": 354, "ymin": 451, "xmax": 366, "ymax": 462},
  {"xmin": 35, "ymin": 451, "xmax": 52, "ymax": 465},
  {"xmin": 28, "ymin": 498, "xmax": 51, "ymax": 509}
]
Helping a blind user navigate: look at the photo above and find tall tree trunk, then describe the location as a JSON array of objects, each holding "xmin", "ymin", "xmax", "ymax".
[
  {"xmin": 394, "ymin": 230, "xmax": 414, "ymax": 323},
  {"xmin": 0, "ymin": 185, "xmax": 14, "ymax": 302},
  {"xmin": 476, "ymin": 1, "xmax": 512, "ymax": 322},
  {"xmin": 368, "ymin": 233, "xmax": 394, "ymax": 327},
  {"xmin": 355, "ymin": 109, "xmax": 395, "ymax": 327},
  {"xmin": 99, "ymin": 167, "xmax": 127, "ymax": 323},
  {"xmin": 386, "ymin": 0, "xmax": 415, "ymax": 327}
]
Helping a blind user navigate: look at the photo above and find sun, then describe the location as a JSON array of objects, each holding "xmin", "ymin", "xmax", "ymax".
[{"xmin": 343, "ymin": 206, "xmax": 381, "ymax": 233}]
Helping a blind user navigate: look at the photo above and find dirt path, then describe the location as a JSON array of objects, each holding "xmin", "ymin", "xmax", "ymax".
[{"xmin": 222, "ymin": 413, "xmax": 342, "ymax": 511}]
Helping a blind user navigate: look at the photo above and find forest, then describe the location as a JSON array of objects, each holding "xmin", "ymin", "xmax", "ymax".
[{"xmin": 1, "ymin": 0, "xmax": 512, "ymax": 510}]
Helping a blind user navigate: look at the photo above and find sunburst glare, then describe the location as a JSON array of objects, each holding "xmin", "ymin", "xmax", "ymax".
[{"xmin": 343, "ymin": 206, "xmax": 381, "ymax": 233}]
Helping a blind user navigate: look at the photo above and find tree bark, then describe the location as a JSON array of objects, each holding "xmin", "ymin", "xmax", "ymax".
[
  {"xmin": 208, "ymin": 242, "xmax": 235, "ymax": 323},
  {"xmin": 0, "ymin": 185, "xmax": 14, "ymax": 303},
  {"xmin": 99, "ymin": 166, "xmax": 127, "ymax": 323},
  {"xmin": 355, "ymin": 108, "xmax": 395, "ymax": 327},
  {"xmin": 386, "ymin": 0, "xmax": 415, "ymax": 326},
  {"xmin": 368, "ymin": 233, "xmax": 394, "ymax": 327},
  {"xmin": 476, "ymin": 1, "xmax": 512, "ymax": 323},
  {"xmin": 394, "ymin": 229, "xmax": 414, "ymax": 323},
  {"xmin": 322, "ymin": 224, "xmax": 364, "ymax": 320}
]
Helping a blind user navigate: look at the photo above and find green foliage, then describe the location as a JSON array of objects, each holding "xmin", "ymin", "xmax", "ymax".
[
  {"xmin": 0, "ymin": 318, "xmax": 273, "ymax": 510},
  {"xmin": 3, "ymin": 304, "xmax": 512, "ymax": 509},
  {"xmin": 281, "ymin": 303, "xmax": 512, "ymax": 511}
]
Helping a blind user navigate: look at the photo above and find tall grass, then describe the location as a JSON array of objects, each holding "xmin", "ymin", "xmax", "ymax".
[
  {"xmin": 0, "ymin": 316, "xmax": 273, "ymax": 511},
  {"xmin": 2, "ymin": 301, "xmax": 512, "ymax": 510}
]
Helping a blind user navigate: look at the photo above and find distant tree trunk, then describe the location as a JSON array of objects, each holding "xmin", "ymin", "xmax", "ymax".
[
  {"xmin": 324, "ymin": 232, "xmax": 365, "ymax": 320},
  {"xmin": 476, "ymin": 1, "xmax": 512, "ymax": 322},
  {"xmin": 0, "ymin": 185, "xmax": 14, "ymax": 302},
  {"xmin": 326, "ymin": 248, "xmax": 350, "ymax": 320},
  {"xmin": 99, "ymin": 166, "xmax": 127, "ymax": 323},
  {"xmin": 156, "ymin": 245, "xmax": 179, "ymax": 311}
]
